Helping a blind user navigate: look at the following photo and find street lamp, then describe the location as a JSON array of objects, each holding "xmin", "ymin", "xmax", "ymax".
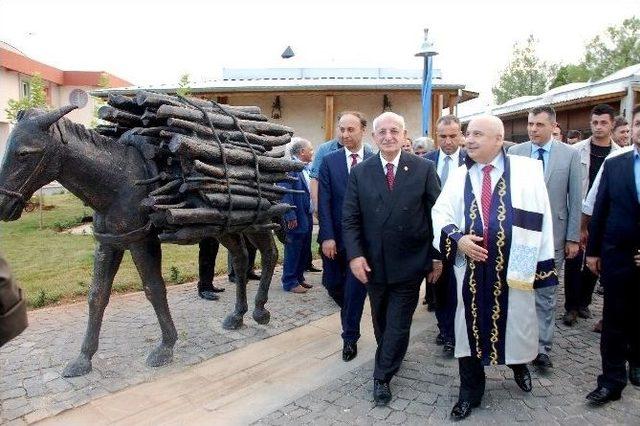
[{"xmin": 415, "ymin": 28, "xmax": 439, "ymax": 136}]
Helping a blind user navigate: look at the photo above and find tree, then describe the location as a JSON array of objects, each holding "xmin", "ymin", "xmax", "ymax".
[
  {"xmin": 582, "ymin": 17, "xmax": 640, "ymax": 81},
  {"xmin": 549, "ymin": 64, "xmax": 591, "ymax": 89},
  {"xmin": 492, "ymin": 35, "xmax": 554, "ymax": 104},
  {"xmin": 5, "ymin": 73, "xmax": 49, "ymax": 121},
  {"xmin": 176, "ymin": 73, "xmax": 192, "ymax": 97}
]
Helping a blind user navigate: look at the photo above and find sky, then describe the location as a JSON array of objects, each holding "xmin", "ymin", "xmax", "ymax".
[{"xmin": 0, "ymin": 0, "xmax": 637, "ymax": 109}]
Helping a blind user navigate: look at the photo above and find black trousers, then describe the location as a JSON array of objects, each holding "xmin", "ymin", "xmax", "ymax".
[
  {"xmin": 598, "ymin": 265, "xmax": 640, "ymax": 392},
  {"xmin": 198, "ymin": 238, "xmax": 220, "ymax": 290},
  {"xmin": 434, "ymin": 264, "xmax": 457, "ymax": 343},
  {"xmin": 458, "ymin": 357, "xmax": 527, "ymax": 403},
  {"xmin": 368, "ymin": 279, "xmax": 421, "ymax": 382},
  {"xmin": 564, "ymin": 249, "xmax": 598, "ymax": 312},
  {"xmin": 227, "ymin": 236, "xmax": 257, "ymax": 281}
]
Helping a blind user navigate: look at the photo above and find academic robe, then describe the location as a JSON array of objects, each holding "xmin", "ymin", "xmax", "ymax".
[{"xmin": 432, "ymin": 153, "xmax": 558, "ymax": 366}]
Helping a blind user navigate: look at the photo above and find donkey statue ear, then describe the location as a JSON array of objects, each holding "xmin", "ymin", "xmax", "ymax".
[{"xmin": 32, "ymin": 105, "xmax": 78, "ymax": 130}]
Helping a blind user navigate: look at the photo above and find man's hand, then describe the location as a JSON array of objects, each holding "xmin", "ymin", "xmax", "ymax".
[
  {"xmin": 580, "ymin": 229, "xmax": 588, "ymax": 251},
  {"xmin": 565, "ymin": 241, "xmax": 580, "ymax": 259},
  {"xmin": 634, "ymin": 250, "xmax": 640, "ymax": 268},
  {"xmin": 321, "ymin": 239, "xmax": 337, "ymax": 259},
  {"xmin": 427, "ymin": 260, "xmax": 443, "ymax": 284},
  {"xmin": 349, "ymin": 256, "xmax": 371, "ymax": 284},
  {"xmin": 286, "ymin": 219, "xmax": 298, "ymax": 230},
  {"xmin": 458, "ymin": 234, "xmax": 488, "ymax": 262},
  {"xmin": 586, "ymin": 256, "xmax": 601, "ymax": 276}
]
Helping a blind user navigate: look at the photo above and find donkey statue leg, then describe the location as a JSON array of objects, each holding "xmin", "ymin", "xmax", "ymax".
[
  {"xmin": 218, "ymin": 234, "xmax": 249, "ymax": 330},
  {"xmin": 63, "ymin": 242, "xmax": 124, "ymax": 377},
  {"xmin": 246, "ymin": 231, "xmax": 277, "ymax": 325},
  {"xmin": 129, "ymin": 237, "xmax": 178, "ymax": 367}
]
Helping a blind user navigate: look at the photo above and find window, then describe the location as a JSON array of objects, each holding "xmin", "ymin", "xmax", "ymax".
[{"xmin": 20, "ymin": 79, "xmax": 30, "ymax": 100}]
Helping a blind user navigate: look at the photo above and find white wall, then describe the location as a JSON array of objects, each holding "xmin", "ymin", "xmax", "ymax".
[{"xmin": 222, "ymin": 90, "xmax": 422, "ymax": 148}]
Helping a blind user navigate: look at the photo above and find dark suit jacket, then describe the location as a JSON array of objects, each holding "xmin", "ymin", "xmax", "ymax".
[
  {"xmin": 279, "ymin": 168, "xmax": 312, "ymax": 235},
  {"xmin": 587, "ymin": 151, "xmax": 640, "ymax": 275},
  {"xmin": 342, "ymin": 151, "xmax": 441, "ymax": 284},
  {"xmin": 318, "ymin": 148, "xmax": 373, "ymax": 250}
]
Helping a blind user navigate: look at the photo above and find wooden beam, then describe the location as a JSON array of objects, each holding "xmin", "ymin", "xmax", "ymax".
[
  {"xmin": 430, "ymin": 93, "xmax": 443, "ymax": 139},
  {"xmin": 324, "ymin": 95, "xmax": 334, "ymax": 141},
  {"xmin": 447, "ymin": 93, "xmax": 458, "ymax": 116}
]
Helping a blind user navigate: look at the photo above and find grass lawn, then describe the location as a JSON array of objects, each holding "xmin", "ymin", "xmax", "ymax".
[{"xmin": 0, "ymin": 192, "xmax": 310, "ymax": 309}]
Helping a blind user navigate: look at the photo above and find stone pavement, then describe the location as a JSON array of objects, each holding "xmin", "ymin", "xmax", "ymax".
[
  {"xmin": 255, "ymin": 289, "xmax": 640, "ymax": 425},
  {"xmin": 0, "ymin": 266, "xmax": 335, "ymax": 424}
]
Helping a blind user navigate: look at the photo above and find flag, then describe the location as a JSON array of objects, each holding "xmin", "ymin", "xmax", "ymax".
[{"xmin": 421, "ymin": 56, "xmax": 433, "ymax": 136}]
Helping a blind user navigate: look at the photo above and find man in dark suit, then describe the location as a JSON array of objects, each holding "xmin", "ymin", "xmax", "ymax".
[
  {"xmin": 424, "ymin": 114, "xmax": 466, "ymax": 356},
  {"xmin": 279, "ymin": 137, "xmax": 314, "ymax": 294},
  {"xmin": 318, "ymin": 114, "xmax": 373, "ymax": 362},
  {"xmin": 342, "ymin": 112, "xmax": 442, "ymax": 405},
  {"xmin": 585, "ymin": 105, "xmax": 640, "ymax": 406}
]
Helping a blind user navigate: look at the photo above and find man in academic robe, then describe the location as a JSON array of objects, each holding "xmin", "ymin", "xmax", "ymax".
[
  {"xmin": 342, "ymin": 111, "xmax": 442, "ymax": 406},
  {"xmin": 432, "ymin": 115, "xmax": 558, "ymax": 421}
]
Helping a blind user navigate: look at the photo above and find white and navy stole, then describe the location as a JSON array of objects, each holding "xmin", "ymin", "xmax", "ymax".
[{"xmin": 440, "ymin": 154, "xmax": 555, "ymax": 365}]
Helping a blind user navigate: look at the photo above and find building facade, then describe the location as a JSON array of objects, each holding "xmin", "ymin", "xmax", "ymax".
[{"xmin": 0, "ymin": 41, "xmax": 131, "ymax": 160}]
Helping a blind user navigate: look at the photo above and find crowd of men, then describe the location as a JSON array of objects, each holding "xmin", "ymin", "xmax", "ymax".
[
  {"xmin": 293, "ymin": 103, "xmax": 640, "ymax": 420},
  {"xmin": 1, "ymin": 101, "xmax": 637, "ymax": 422}
]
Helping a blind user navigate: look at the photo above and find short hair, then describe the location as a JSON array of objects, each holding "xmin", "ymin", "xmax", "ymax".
[
  {"xmin": 634, "ymin": 104, "xmax": 640, "ymax": 116},
  {"xmin": 413, "ymin": 136, "xmax": 435, "ymax": 153},
  {"xmin": 529, "ymin": 105, "xmax": 556, "ymax": 123},
  {"xmin": 554, "ymin": 125, "xmax": 563, "ymax": 135},
  {"xmin": 591, "ymin": 104, "xmax": 616, "ymax": 121},
  {"xmin": 372, "ymin": 111, "xmax": 405, "ymax": 131},
  {"xmin": 436, "ymin": 114, "xmax": 461, "ymax": 128},
  {"xmin": 289, "ymin": 136, "xmax": 311, "ymax": 157},
  {"xmin": 337, "ymin": 111, "xmax": 367, "ymax": 129},
  {"xmin": 613, "ymin": 115, "xmax": 628, "ymax": 131},
  {"xmin": 567, "ymin": 129, "xmax": 582, "ymax": 139}
]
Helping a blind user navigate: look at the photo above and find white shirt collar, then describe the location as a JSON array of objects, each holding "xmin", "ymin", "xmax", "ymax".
[
  {"xmin": 345, "ymin": 145, "xmax": 365, "ymax": 160},
  {"xmin": 440, "ymin": 147, "xmax": 460, "ymax": 161},
  {"xmin": 380, "ymin": 150, "xmax": 402, "ymax": 171}
]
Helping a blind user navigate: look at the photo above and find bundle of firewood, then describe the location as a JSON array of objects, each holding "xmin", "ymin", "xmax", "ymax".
[{"xmin": 95, "ymin": 91, "xmax": 304, "ymax": 244}]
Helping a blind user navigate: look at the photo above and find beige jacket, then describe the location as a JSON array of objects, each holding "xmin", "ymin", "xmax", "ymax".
[{"xmin": 572, "ymin": 137, "xmax": 621, "ymax": 200}]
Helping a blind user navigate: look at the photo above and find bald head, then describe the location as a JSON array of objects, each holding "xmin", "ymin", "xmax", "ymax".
[{"xmin": 465, "ymin": 115, "xmax": 505, "ymax": 164}]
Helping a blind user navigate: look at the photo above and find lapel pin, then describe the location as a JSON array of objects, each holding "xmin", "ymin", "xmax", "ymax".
[{"xmin": 403, "ymin": 166, "xmax": 408, "ymax": 171}]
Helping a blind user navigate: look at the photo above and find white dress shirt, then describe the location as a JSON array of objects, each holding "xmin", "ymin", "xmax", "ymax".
[
  {"xmin": 380, "ymin": 150, "xmax": 402, "ymax": 177},
  {"xmin": 468, "ymin": 152, "xmax": 505, "ymax": 224},
  {"xmin": 437, "ymin": 147, "xmax": 461, "ymax": 179},
  {"xmin": 345, "ymin": 146, "xmax": 365, "ymax": 173}
]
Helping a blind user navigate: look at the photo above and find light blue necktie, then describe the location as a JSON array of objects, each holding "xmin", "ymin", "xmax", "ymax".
[{"xmin": 441, "ymin": 155, "xmax": 451, "ymax": 185}]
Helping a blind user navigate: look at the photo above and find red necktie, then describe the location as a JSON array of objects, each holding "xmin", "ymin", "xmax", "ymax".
[
  {"xmin": 385, "ymin": 163, "xmax": 395, "ymax": 190},
  {"xmin": 481, "ymin": 165, "xmax": 494, "ymax": 245},
  {"xmin": 350, "ymin": 153, "xmax": 358, "ymax": 168}
]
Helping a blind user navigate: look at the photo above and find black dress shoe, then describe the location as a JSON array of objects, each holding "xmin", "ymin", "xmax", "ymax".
[
  {"xmin": 247, "ymin": 272, "xmax": 262, "ymax": 281},
  {"xmin": 563, "ymin": 310, "xmax": 577, "ymax": 326},
  {"xmin": 342, "ymin": 341, "xmax": 357, "ymax": 362},
  {"xmin": 443, "ymin": 342, "xmax": 455, "ymax": 357},
  {"xmin": 586, "ymin": 386, "xmax": 621, "ymax": 405},
  {"xmin": 578, "ymin": 307, "xmax": 592, "ymax": 319},
  {"xmin": 513, "ymin": 366, "xmax": 533, "ymax": 392},
  {"xmin": 373, "ymin": 379, "xmax": 392, "ymax": 406},
  {"xmin": 450, "ymin": 400, "xmax": 480, "ymax": 421},
  {"xmin": 198, "ymin": 290, "xmax": 220, "ymax": 301},
  {"xmin": 306, "ymin": 266, "xmax": 322, "ymax": 272},
  {"xmin": 435, "ymin": 333, "xmax": 446, "ymax": 346},
  {"xmin": 629, "ymin": 366, "xmax": 640, "ymax": 386},
  {"xmin": 532, "ymin": 353, "xmax": 553, "ymax": 368}
]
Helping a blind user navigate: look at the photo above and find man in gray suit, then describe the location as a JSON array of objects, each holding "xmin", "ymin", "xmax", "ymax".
[{"xmin": 508, "ymin": 105, "xmax": 582, "ymax": 369}]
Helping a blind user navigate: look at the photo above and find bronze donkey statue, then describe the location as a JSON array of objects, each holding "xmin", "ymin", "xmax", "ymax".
[{"xmin": 0, "ymin": 106, "xmax": 280, "ymax": 377}]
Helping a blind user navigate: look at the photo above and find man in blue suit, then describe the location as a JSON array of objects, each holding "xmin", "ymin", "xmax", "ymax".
[
  {"xmin": 424, "ymin": 114, "xmax": 466, "ymax": 356},
  {"xmin": 318, "ymin": 111, "xmax": 373, "ymax": 361},
  {"xmin": 279, "ymin": 137, "xmax": 314, "ymax": 294},
  {"xmin": 585, "ymin": 105, "xmax": 640, "ymax": 406}
]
